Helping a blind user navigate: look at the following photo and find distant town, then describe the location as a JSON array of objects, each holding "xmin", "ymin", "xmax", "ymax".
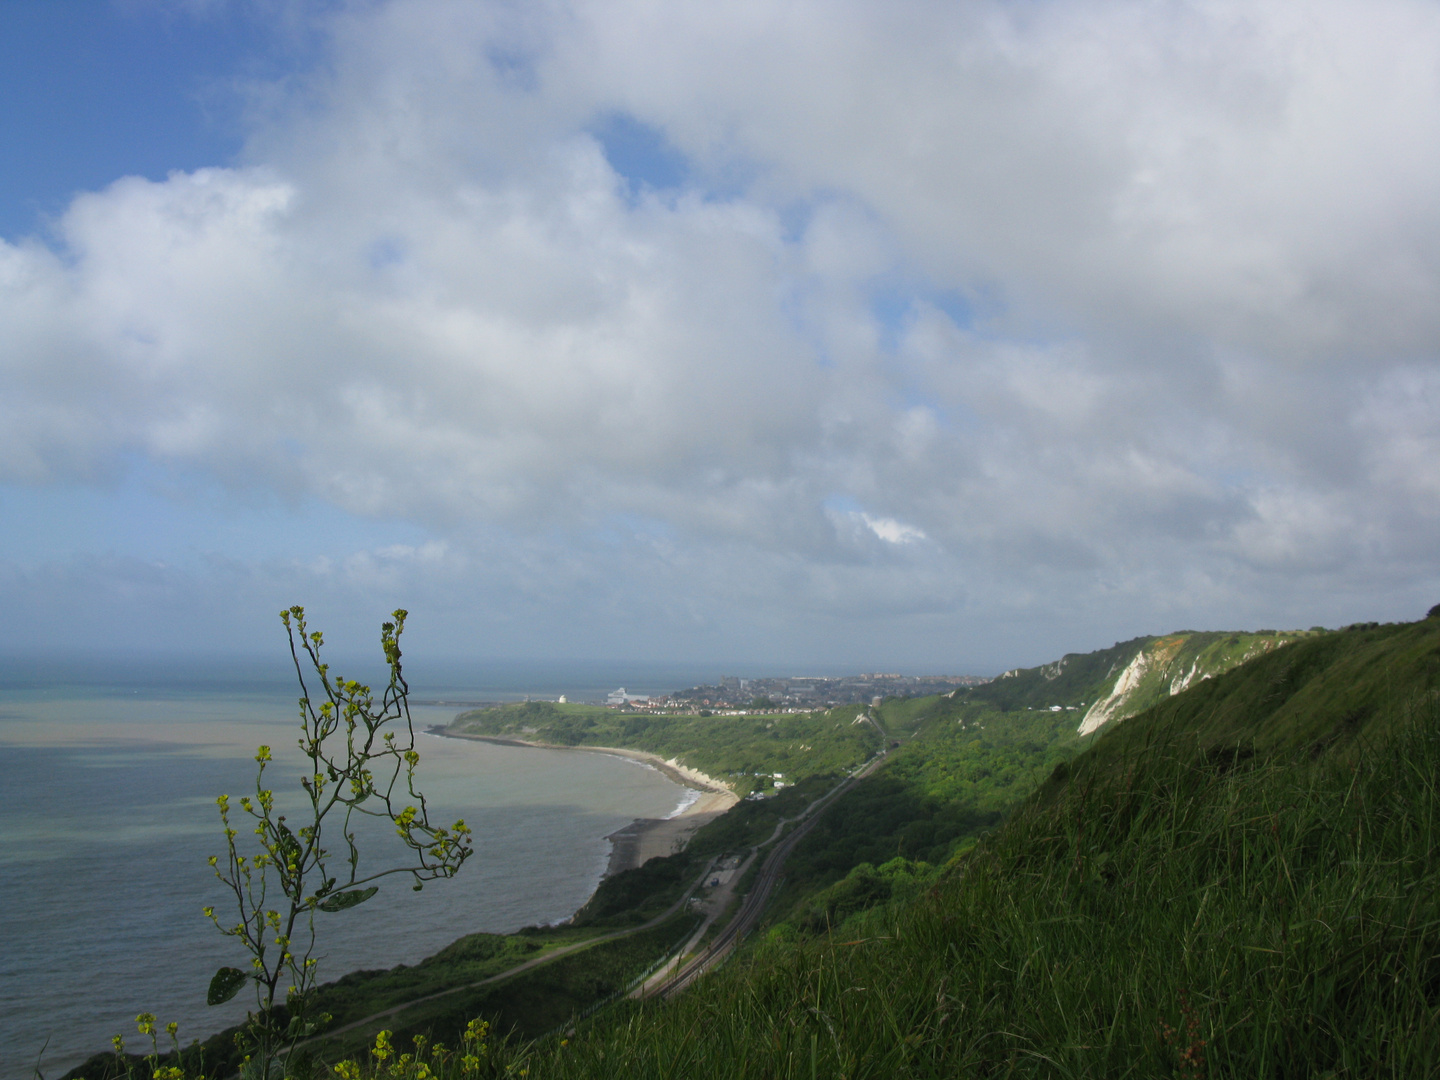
[
  {"xmin": 416, "ymin": 672, "xmax": 995, "ymax": 715},
  {"xmin": 603, "ymin": 672, "xmax": 991, "ymax": 712}
]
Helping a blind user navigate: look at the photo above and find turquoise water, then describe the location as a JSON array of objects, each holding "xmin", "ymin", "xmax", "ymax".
[{"xmin": 0, "ymin": 671, "xmax": 696, "ymax": 1078}]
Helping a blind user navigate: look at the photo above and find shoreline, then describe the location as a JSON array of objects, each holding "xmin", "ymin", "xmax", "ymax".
[{"xmin": 430, "ymin": 727, "xmax": 738, "ymax": 878}]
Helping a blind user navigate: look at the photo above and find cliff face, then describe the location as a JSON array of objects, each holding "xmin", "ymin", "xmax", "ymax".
[
  {"xmin": 1075, "ymin": 631, "xmax": 1306, "ymax": 735},
  {"xmin": 954, "ymin": 628, "xmax": 1317, "ymax": 737}
]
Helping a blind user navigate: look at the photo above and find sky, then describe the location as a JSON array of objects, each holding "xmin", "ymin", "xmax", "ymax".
[{"xmin": 1, "ymin": 0, "xmax": 1438, "ymax": 674}]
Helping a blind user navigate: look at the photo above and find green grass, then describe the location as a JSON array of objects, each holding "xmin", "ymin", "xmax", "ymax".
[
  {"xmin": 303, "ymin": 927, "xmax": 603, "ymax": 1029},
  {"xmin": 473, "ymin": 617, "xmax": 1440, "ymax": 1079},
  {"xmin": 755, "ymin": 691, "xmax": 1087, "ymax": 927},
  {"xmin": 957, "ymin": 629, "xmax": 1322, "ymax": 719},
  {"xmin": 312, "ymin": 913, "xmax": 702, "ymax": 1058},
  {"xmin": 449, "ymin": 703, "xmax": 881, "ymax": 795},
  {"xmin": 76, "ymin": 917, "xmax": 704, "ymax": 1079},
  {"xmin": 508, "ymin": 688, "xmax": 1440, "ymax": 1078},
  {"xmin": 1055, "ymin": 618, "xmax": 1440, "ymax": 790}
]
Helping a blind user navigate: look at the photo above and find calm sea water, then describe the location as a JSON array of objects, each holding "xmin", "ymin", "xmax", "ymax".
[{"xmin": 0, "ymin": 660, "xmax": 716, "ymax": 1079}]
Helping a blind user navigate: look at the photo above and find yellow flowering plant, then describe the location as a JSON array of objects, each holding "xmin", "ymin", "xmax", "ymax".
[
  {"xmin": 326, "ymin": 1022, "xmax": 499, "ymax": 1080},
  {"xmin": 107, "ymin": 1013, "xmax": 195, "ymax": 1080},
  {"xmin": 206, "ymin": 607, "xmax": 474, "ymax": 1078}
]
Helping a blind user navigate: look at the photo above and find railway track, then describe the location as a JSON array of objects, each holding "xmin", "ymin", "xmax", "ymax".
[
  {"xmin": 307, "ymin": 714, "xmax": 889, "ymax": 1045},
  {"xmin": 649, "ymin": 731, "xmax": 890, "ymax": 999}
]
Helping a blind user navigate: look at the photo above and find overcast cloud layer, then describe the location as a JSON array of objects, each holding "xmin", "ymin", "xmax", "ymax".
[{"xmin": 2, "ymin": 0, "xmax": 1438, "ymax": 670}]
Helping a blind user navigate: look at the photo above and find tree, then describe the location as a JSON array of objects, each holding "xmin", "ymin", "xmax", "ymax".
[{"xmin": 205, "ymin": 607, "xmax": 473, "ymax": 1077}]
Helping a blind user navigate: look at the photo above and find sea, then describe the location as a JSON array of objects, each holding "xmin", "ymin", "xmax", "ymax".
[{"xmin": 0, "ymin": 655, "xmax": 725, "ymax": 1079}]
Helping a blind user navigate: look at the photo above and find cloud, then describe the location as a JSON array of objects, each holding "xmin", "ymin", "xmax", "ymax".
[
  {"xmin": 861, "ymin": 515, "xmax": 926, "ymax": 546},
  {"xmin": 559, "ymin": 0, "xmax": 1440, "ymax": 361},
  {"xmin": 2, "ymin": 0, "xmax": 1438, "ymax": 667}
]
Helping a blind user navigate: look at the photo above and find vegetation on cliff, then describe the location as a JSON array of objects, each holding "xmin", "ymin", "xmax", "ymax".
[{"xmin": 499, "ymin": 615, "xmax": 1440, "ymax": 1078}]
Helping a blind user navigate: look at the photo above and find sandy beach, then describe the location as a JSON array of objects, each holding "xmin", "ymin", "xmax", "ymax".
[{"xmin": 433, "ymin": 728, "xmax": 739, "ymax": 876}]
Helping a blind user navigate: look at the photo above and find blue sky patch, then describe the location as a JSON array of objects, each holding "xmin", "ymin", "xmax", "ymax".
[
  {"xmin": 0, "ymin": 2, "xmax": 316, "ymax": 242},
  {"xmin": 588, "ymin": 112, "xmax": 689, "ymax": 197},
  {"xmin": 870, "ymin": 284, "xmax": 977, "ymax": 352}
]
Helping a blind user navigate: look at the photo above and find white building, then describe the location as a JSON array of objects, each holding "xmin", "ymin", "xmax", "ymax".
[{"xmin": 607, "ymin": 687, "xmax": 648, "ymax": 706}]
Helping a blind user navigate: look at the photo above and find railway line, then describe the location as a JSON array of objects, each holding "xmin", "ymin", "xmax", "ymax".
[
  {"xmin": 646, "ymin": 720, "xmax": 890, "ymax": 999},
  {"xmin": 298, "ymin": 714, "xmax": 890, "ymax": 1049}
]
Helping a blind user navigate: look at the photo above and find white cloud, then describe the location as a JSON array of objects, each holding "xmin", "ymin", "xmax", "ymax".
[
  {"xmin": 2, "ymin": 0, "xmax": 1439, "ymax": 667},
  {"xmin": 861, "ymin": 514, "xmax": 926, "ymax": 546}
]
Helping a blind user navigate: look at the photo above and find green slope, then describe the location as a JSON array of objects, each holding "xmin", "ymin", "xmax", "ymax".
[
  {"xmin": 494, "ymin": 613, "xmax": 1440, "ymax": 1078},
  {"xmin": 948, "ymin": 628, "xmax": 1320, "ymax": 736},
  {"xmin": 1051, "ymin": 616, "xmax": 1440, "ymax": 793},
  {"xmin": 709, "ymin": 625, "xmax": 1379, "ymax": 938},
  {"xmin": 449, "ymin": 701, "xmax": 881, "ymax": 795}
]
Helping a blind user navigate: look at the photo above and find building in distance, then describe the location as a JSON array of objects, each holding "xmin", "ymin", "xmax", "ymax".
[{"xmin": 667, "ymin": 672, "xmax": 989, "ymax": 711}]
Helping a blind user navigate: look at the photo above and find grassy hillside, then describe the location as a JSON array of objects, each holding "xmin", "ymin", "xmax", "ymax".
[
  {"xmin": 947, "ymin": 628, "xmax": 1319, "ymax": 737},
  {"xmin": 756, "ymin": 625, "xmax": 1344, "ymax": 942},
  {"xmin": 762, "ymin": 700, "xmax": 1084, "ymax": 926},
  {"xmin": 485, "ymin": 614, "xmax": 1440, "ymax": 1078},
  {"xmin": 1051, "ymin": 617, "xmax": 1440, "ymax": 791},
  {"xmin": 450, "ymin": 701, "xmax": 881, "ymax": 794}
]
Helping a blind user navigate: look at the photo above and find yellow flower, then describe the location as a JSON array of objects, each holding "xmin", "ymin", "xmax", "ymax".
[
  {"xmin": 136, "ymin": 1012, "xmax": 156, "ymax": 1036},
  {"xmin": 373, "ymin": 1029, "xmax": 394, "ymax": 1063}
]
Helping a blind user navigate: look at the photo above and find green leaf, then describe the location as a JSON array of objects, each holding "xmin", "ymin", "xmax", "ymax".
[
  {"xmin": 317, "ymin": 886, "xmax": 378, "ymax": 912},
  {"xmin": 207, "ymin": 966, "xmax": 249, "ymax": 1006},
  {"xmin": 277, "ymin": 822, "xmax": 303, "ymax": 866},
  {"xmin": 286, "ymin": 1014, "xmax": 323, "ymax": 1039}
]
